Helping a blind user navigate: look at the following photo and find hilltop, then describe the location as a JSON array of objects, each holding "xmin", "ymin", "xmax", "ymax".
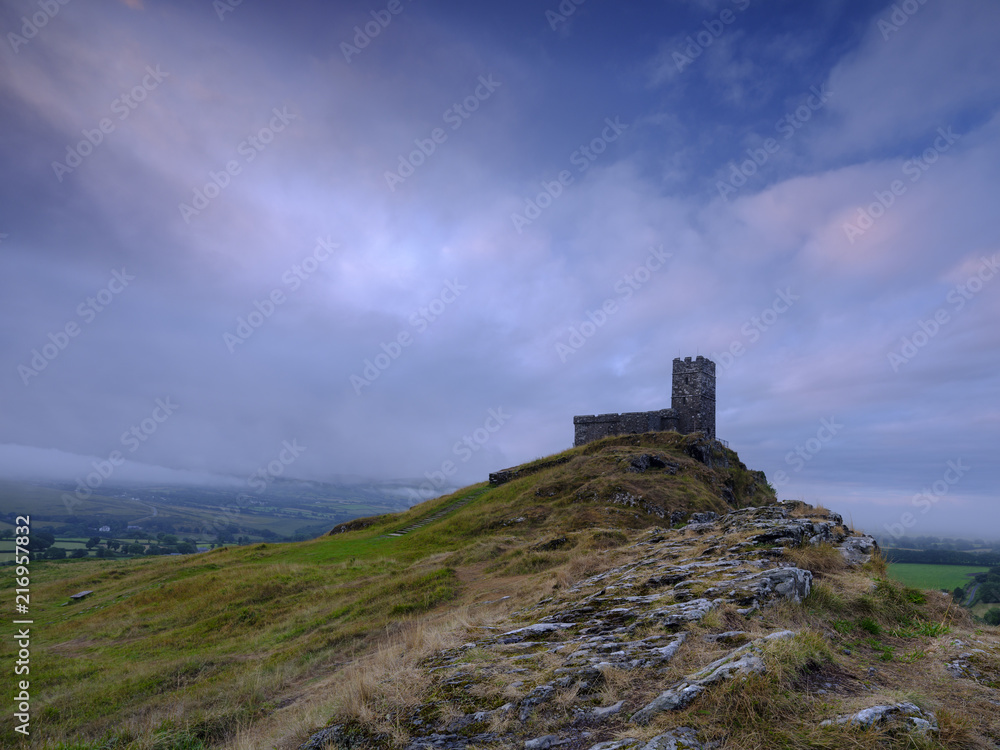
[{"xmin": 3, "ymin": 433, "xmax": 998, "ymax": 749}]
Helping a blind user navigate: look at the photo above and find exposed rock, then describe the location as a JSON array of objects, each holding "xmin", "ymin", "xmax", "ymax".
[
  {"xmin": 689, "ymin": 512, "xmax": 718, "ymax": 524},
  {"xmin": 328, "ymin": 518, "xmax": 377, "ymax": 535},
  {"xmin": 403, "ymin": 733, "xmax": 499, "ymax": 750},
  {"xmin": 519, "ymin": 684, "xmax": 555, "ymax": 721},
  {"xmin": 586, "ymin": 741, "xmax": 639, "ymax": 750},
  {"xmin": 632, "ymin": 631, "xmax": 796, "ymax": 723},
  {"xmin": 820, "ymin": 702, "xmax": 938, "ymax": 733},
  {"xmin": 490, "ymin": 457, "xmax": 572, "ymax": 486},
  {"xmin": 754, "ymin": 567, "xmax": 813, "ymax": 604},
  {"xmin": 588, "ymin": 700, "xmax": 624, "ymax": 720},
  {"xmin": 647, "ymin": 598, "xmax": 717, "ymax": 626},
  {"xmin": 631, "ymin": 683, "xmax": 705, "ymax": 723},
  {"xmin": 694, "ymin": 653, "xmax": 764, "ymax": 685},
  {"xmin": 626, "ymin": 454, "xmax": 679, "ymax": 474},
  {"xmin": 837, "ymin": 535, "xmax": 878, "ymax": 564},
  {"xmin": 305, "ymin": 502, "xmax": 906, "ymax": 749},
  {"xmin": 524, "ymin": 735, "xmax": 561, "ymax": 749},
  {"xmin": 503, "ymin": 623, "xmax": 576, "ymax": 637},
  {"xmin": 683, "ymin": 438, "xmax": 728, "ymax": 469},
  {"xmin": 946, "ymin": 650, "xmax": 997, "ymax": 685},
  {"xmin": 639, "ymin": 728, "xmax": 704, "ymax": 749},
  {"xmin": 533, "ymin": 536, "xmax": 571, "ymax": 551},
  {"xmin": 299, "ymin": 725, "xmax": 387, "ymax": 750}
]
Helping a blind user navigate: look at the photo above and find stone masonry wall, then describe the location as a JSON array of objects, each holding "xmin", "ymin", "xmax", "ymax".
[
  {"xmin": 573, "ymin": 409, "xmax": 678, "ymax": 447},
  {"xmin": 572, "ymin": 356, "xmax": 717, "ymax": 447}
]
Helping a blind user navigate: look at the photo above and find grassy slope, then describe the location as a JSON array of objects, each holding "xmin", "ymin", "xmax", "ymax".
[
  {"xmin": 1, "ymin": 433, "xmax": 770, "ymax": 748},
  {"xmin": 4, "ymin": 433, "xmax": 999, "ymax": 749}
]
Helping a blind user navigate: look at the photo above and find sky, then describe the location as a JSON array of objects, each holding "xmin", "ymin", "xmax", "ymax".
[{"xmin": 1, "ymin": 0, "xmax": 998, "ymax": 539}]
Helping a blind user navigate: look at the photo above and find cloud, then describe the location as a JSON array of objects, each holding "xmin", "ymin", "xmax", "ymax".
[
  {"xmin": 0, "ymin": 0, "xmax": 998, "ymax": 542},
  {"xmin": 818, "ymin": 0, "xmax": 1000, "ymax": 161}
]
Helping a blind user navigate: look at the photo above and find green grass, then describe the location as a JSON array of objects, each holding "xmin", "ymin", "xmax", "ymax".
[
  {"xmin": 888, "ymin": 562, "xmax": 989, "ymax": 591},
  {"xmin": 0, "ymin": 432, "xmax": 774, "ymax": 748}
]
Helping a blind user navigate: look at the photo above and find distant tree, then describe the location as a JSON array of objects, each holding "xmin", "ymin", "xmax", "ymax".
[
  {"xmin": 144, "ymin": 545, "xmax": 161, "ymax": 555},
  {"xmin": 107, "ymin": 539, "xmax": 120, "ymax": 551},
  {"xmin": 28, "ymin": 531, "xmax": 55, "ymax": 553},
  {"xmin": 985, "ymin": 609, "xmax": 1000, "ymax": 626},
  {"xmin": 161, "ymin": 534, "xmax": 178, "ymax": 545},
  {"xmin": 95, "ymin": 548, "xmax": 114, "ymax": 558},
  {"xmin": 86, "ymin": 537, "xmax": 101, "ymax": 549},
  {"xmin": 176, "ymin": 543, "xmax": 196, "ymax": 554},
  {"xmin": 126, "ymin": 544, "xmax": 145, "ymax": 555},
  {"xmin": 982, "ymin": 585, "xmax": 1000, "ymax": 604},
  {"xmin": 45, "ymin": 547, "xmax": 67, "ymax": 559},
  {"xmin": 953, "ymin": 586, "xmax": 966, "ymax": 601},
  {"xmin": 70, "ymin": 549, "xmax": 88, "ymax": 558}
]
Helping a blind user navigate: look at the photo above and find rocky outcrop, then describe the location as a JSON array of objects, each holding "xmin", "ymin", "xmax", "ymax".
[
  {"xmin": 820, "ymin": 702, "xmax": 938, "ymax": 734},
  {"xmin": 586, "ymin": 727, "xmax": 703, "ymax": 749},
  {"xmin": 300, "ymin": 503, "xmax": 883, "ymax": 750},
  {"xmin": 631, "ymin": 631, "xmax": 795, "ymax": 724},
  {"xmin": 489, "ymin": 457, "xmax": 572, "ymax": 486}
]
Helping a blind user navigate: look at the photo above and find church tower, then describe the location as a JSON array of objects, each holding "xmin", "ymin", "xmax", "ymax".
[{"xmin": 671, "ymin": 356, "xmax": 716, "ymax": 439}]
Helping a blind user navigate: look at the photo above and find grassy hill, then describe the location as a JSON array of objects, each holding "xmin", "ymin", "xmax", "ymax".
[{"xmin": 3, "ymin": 433, "xmax": 998, "ymax": 749}]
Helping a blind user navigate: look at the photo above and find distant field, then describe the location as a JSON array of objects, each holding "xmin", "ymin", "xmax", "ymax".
[
  {"xmin": 0, "ymin": 478, "xmax": 409, "ymax": 546},
  {"xmin": 888, "ymin": 563, "xmax": 988, "ymax": 591},
  {"xmin": 969, "ymin": 602, "xmax": 998, "ymax": 619},
  {"xmin": 0, "ymin": 537, "xmax": 94, "ymax": 563}
]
